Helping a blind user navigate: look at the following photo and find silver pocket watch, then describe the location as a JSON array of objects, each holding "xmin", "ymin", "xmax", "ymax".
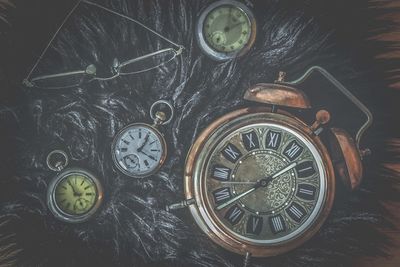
[
  {"xmin": 46, "ymin": 150, "xmax": 104, "ymax": 223},
  {"xmin": 111, "ymin": 100, "xmax": 174, "ymax": 178}
]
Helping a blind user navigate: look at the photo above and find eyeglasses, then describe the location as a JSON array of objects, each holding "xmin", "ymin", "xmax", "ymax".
[{"xmin": 23, "ymin": 0, "xmax": 184, "ymax": 90}]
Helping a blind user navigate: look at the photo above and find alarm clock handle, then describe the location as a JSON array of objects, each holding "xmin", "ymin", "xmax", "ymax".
[{"xmin": 284, "ymin": 66, "xmax": 373, "ymax": 153}]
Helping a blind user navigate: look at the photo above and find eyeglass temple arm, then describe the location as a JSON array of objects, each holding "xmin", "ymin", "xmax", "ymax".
[
  {"xmin": 23, "ymin": 64, "xmax": 96, "ymax": 87},
  {"xmin": 117, "ymin": 46, "xmax": 183, "ymax": 69},
  {"xmin": 23, "ymin": 0, "xmax": 83, "ymax": 84},
  {"xmin": 83, "ymin": 0, "xmax": 184, "ymax": 49},
  {"xmin": 284, "ymin": 66, "xmax": 373, "ymax": 150}
]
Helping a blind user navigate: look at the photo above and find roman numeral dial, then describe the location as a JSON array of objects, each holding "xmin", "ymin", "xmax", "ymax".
[
  {"xmin": 212, "ymin": 165, "xmax": 231, "ymax": 181},
  {"xmin": 203, "ymin": 122, "xmax": 324, "ymax": 244},
  {"xmin": 222, "ymin": 143, "xmax": 242, "ymax": 163},
  {"xmin": 246, "ymin": 215, "xmax": 263, "ymax": 235},
  {"xmin": 225, "ymin": 205, "xmax": 245, "ymax": 225},
  {"xmin": 242, "ymin": 131, "xmax": 260, "ymax": 151},
  {"xmin": 213, "ymin": 187, "xmax": 232, "ymax": 204},
  {"xmin": 285, "ymin": 202, "xmax": 307, "ymax": 223},
  {"xmin": 296, "ymin": 184, "xmax": 317, "ymax": 200},
  {"xmin": 296, "ymin": 161, "xmax": 316, "ymax": 178},
  {"xmin": 265, "ymin": 130, "xmax": 281, "ymax": 150},
  {"xmin": 283, "ymin": 140, "xmax": 303, "ymax": 161},
  {"xmin": 269, "ymin": 215, "xmax": 286, "ymax": 234}
]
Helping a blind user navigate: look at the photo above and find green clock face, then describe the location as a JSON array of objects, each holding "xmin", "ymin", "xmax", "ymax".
[
  {"xmin": 54, "ymin": 173, "xmax": 98, "ymax": 216},
  {"xmin": 203, "ymin": 5, "xmax": 252, "ymax": 53}
]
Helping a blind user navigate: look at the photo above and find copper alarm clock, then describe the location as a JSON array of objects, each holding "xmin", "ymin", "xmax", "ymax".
[{"xmin": 167, "ymin": 67, "xmax": 372, "ymax": 260}]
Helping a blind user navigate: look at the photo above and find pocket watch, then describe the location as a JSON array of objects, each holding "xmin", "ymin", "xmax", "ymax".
[
  {"xmin": 167, "ymin": 67, "xmax": 372, "ymax": 263},
  {"xmin": 46, "ymin": 150, "xmax": 104, "ymax": 223},
  {"xmin": 111, "ymin": 100, "xmax": 174, "ymax": 178},
  {"xmin": 196, "ymin": 0, "xmax": 257, "ymax": 61}
]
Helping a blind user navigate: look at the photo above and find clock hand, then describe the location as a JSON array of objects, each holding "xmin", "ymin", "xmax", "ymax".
[
  {"xmin": 227, "ymin": 7, "xmax": 233, "ymax": 29},
  {"xmin": 138, "ymin": 150, "xmax": 157, "ymax": 161},
  {"xmin": 137, "ymin": 132, "xmax": 150, "ymax": 152},
  {"xmin": 216, "ymin": 162, "xmax": 298, "ymax": 210},
  {"xmin": 225, "ymin": 21, "xmax": 245, "ymax": 32},
  {"xmin": 220, "ymin": 181, "xmax": 257, "ymax": 185},
  {"xmin": 270, "ymin": 162, "xmax": 298, "ymax": 179},
  {"xmin": 67, "ymin": 180, "xmax": 82, "ymax": 197},
  {"xmin": 216, "ymin": 186, "xmax": 258, "ymax": 210}
]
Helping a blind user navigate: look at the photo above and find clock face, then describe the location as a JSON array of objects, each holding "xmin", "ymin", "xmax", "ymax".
[
  {"xmin": 112, "ymin": 123, "xmax": 166, "ymax": 178},
  {"xmin": 47, "ymin": 168, "xmax": 103, "ymax": 223},
  {"xmin": 203, "ymin": 5, "xmax": 252, "ymax": 53},
  {"xmin": 55, "ymin": 173, "xmax": 98, "ymax": 215},
  {"xmin": 185, "ymin": 110, "xmax": 335, "ymax": 256},
  {"xmin": 196, "ymin": 0, "xmax": 256, "ymax": 60},
  {"xmin": 204, "ymin": 123, "xmax": 326, "ymax": 244}
]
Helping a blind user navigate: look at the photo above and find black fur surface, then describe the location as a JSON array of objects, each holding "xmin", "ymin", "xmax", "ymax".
[{"xmin": 0, "ymin": 0, "xmax": 399, "ymax": 266}]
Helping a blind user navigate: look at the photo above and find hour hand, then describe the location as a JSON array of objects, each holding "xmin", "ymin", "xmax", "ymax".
[
  {"xmin": 229, "ymin": 21, "xmax": 245, "ymax": 31},
  {"xmin": 137, "ymin": 132, "xmax": 150, "ymax": 152},
  {"xmin": 67, "ymin": 180, "xmax": 81, "ymax": 197},
  {"xmin": 216, "ymin": 186, "xmax": 257, "ymax": 211},
  {"xmin": 138, "ymin": 150, "xmax": 157, "ymax": 161},
  {"xmin": 215, "ymin": 162, "xmax": 298, "ymax": 210}
]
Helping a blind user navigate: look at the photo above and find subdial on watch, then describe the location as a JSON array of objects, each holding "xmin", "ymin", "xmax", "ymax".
[
  {"xmin": 123, "ymin": 154, "xmax": 140, "ymax": 170},
  {"xmin": 211, "ymin": 31, "xmax": 227, "ymax": 46},
  {"xmin": 74, "ymin": 197, "xmax": 89, "ymax": 212}
]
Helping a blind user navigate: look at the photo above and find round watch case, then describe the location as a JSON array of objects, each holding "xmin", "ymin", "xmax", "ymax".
[
  {"xmin": 184, "ymin": 107, "xmax": 335, "ymax": 257},
  {"xmin": 111, "ymin": 122, "xmax": 168, "ymax": 178},
  {"xmin": 196, "ymin": 0, "xmax": 257, "ymax": 61},
  {"xmin": 47, "ymin": 168, "xmax": 104, "ymax": 223}
]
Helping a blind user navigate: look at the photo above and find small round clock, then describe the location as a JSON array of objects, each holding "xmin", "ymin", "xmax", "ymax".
[
  {"xmin": 111, "ymin": 100, "xmax": 173, "ymax": 178},
  {"xmin": 46, "ymin": 150, "xmax": 103, "ymax": 223},
  {"xmin": 196, "ymin": 0, "xmax": 257, "ymax": 61}
]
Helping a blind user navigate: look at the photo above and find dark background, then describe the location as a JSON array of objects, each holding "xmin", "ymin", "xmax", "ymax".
[{"xmin": 1, "ymin": 0, "xmax": 400, "ymax": 266}]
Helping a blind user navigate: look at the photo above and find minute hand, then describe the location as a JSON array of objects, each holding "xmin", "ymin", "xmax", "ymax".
[
  {"xmin": 215, "ymin": 162, "xmax": 298, "ymax": 211},
  {"xmin": 216, "ymin": 187, "xmax": 256, "ymax": 211},
  {"xmin": 271, "ymin": 162, "xmax": 298, "ymax": 179}
]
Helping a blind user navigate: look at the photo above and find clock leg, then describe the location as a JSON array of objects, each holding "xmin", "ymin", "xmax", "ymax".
[
  {"xmin": 243, "ymin": 252, "xmax": 252, "ymax": 267},
  {"xmin": 165, "ymin": 198, "xmax": 196, "ymax": 212}
]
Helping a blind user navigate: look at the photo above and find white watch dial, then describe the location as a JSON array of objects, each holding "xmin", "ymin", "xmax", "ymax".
[{"xmin": 112, "ymin": 124, "xmax": 166, "ymax": 178}]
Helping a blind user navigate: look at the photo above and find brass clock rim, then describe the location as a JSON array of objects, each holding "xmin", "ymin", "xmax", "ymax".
[
  {"xmin": 47, "ymin": 168, "xmax": 104, "ymax": 223},
  {"xmin": 196, "ymin": 0, "xmax": 257, "ymax": 61},
  {"xmin": 184, "ymin": 107, "xmax": 335, "ymax": 257},
  {"xmin": 111, "ymin": 122, "xmax": 168, "ymax": 178}
]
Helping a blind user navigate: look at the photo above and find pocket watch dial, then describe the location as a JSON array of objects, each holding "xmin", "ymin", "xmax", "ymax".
[
  {"xmin": 203, "ymin": 5, "xmax": 251, "ymax": 53},
  {"xmin": 196, "ymin": 0, "xmax": 256, "ymax": 60},
  {"xmin": 47, "ymin": 168, "xmax": 103, "ymax": 223},
  {"xmin": 55, "ymin": 174, "xmax": 97, "ymax": 215},
  {"xmin": 112, "ymin": 123, "xmax": 166, "ymax": 178}
]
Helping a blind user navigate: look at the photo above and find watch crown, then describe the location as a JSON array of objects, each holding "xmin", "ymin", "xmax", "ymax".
[{"xmin": 154, "ymin": 111, "xmax": 167, "ymax": 125}]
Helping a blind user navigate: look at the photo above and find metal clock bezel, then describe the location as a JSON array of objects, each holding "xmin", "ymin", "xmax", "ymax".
[
  {"xmin": 196, "ymin": 0, "xmax": 257, "ymax": 61},
  {"xmin": 47, "ymin": 168, "xmax": 104, "ymax": 223},
  {"xmin": 111, "ymin": 123, "xmax": 168, "ymax": 178},
  {"xmin": 184, "ymin": 107, "xmax": 335, "ymax": 257}
]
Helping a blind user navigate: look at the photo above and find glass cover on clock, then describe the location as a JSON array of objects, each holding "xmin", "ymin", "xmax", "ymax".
[
  {"xmin": 200, "ymin": 121, "xmax": 328, "ymax": 245},
  {"xmin": 112, "ymin": 123, "xmax": 166, "ymax": 178}
]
